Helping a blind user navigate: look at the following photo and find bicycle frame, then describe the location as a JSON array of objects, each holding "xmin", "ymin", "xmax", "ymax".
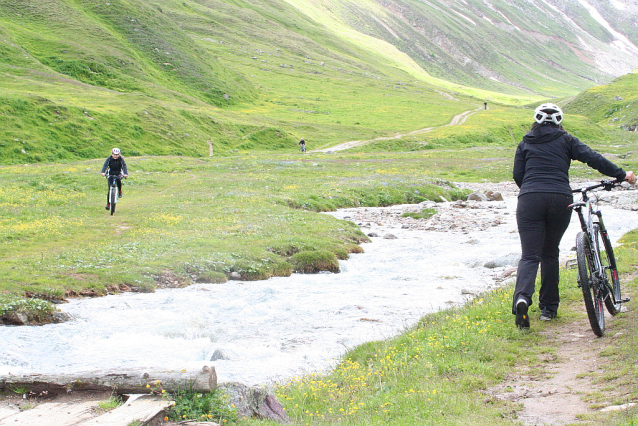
[
  {"xmin": 571, "ymin": 186, "xmax": 606, "ymax": 278},
  {"xmin": 107, "ymin": 175, "xmax": 121, "ymax": 197},
  {"xmin": 106, "ymin": 174, "xmax": 123, "ymax": 215}
]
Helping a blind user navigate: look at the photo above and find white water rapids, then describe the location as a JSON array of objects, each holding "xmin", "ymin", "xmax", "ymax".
[{"xmin": 2, "ymin": 184, "xmax": 638, "ymax": 386}]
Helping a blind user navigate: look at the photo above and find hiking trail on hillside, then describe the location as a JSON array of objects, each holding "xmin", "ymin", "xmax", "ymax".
[
  {"xmin": 486, "ymin": 303, "xmax": 637, "ymax": 425},
  {"xmin": 312, "ymin": 107, "xmax": 481, "ymax": 153}
]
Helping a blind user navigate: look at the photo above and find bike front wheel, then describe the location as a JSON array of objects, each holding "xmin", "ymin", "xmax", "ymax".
[
  {"xmin": 110, "ymin": 186, "xmax": 117, "ymax": 215},
  {"xmin": 576, "ymin": 231, "xmax": 605, "ymax": 336},
  {"xmin": 596, "ymin": 226, "xmax": 621, "ymax": 315}
]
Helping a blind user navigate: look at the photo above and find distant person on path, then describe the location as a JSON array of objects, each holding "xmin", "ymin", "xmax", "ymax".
[
  {"xmin": 512, "ymin": 103, "xmax": 636, "ymax": 330},
  {"xmin": 101, "ymin": 148, "xmax": 128, "ymax": 210},
  {"xmin": 299, "ymin": 138, "xmax": 306, "ymax": 153},
  {"xmin": 484, "ymin": 101, "xmax": 487, "ymax": 110}
]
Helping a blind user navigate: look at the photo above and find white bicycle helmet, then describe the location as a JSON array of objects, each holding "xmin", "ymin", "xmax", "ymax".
[
  {"xmin": 534, "ymin": 103, "xmax": 563, "ymax": 125},
  {"xmin": 112, "ymin": 148, "xmax": 121, "ymax": 155}
]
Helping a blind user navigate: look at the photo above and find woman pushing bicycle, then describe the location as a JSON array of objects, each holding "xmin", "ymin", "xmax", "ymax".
[
  {"xmin": 512, "ymin": 103, "xmax": 636, "ymax": 330},
  {"xmin": 101, "ymin": 148, "xmax": 128, "ymax": 210}
]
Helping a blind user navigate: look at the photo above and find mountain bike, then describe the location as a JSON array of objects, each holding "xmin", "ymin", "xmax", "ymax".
[
  {"xmin": 299, "ymin": 144, "xmax": 306, "ymax": 153},
  {"xmin": 106, "ymin": 174, "xmax": 125, "ymax": 216},
  {"xmin": 570, "ymin": 180, "xmax": 629, "ymax": 336}
]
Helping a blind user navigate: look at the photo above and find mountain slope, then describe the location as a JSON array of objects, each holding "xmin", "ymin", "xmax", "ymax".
[
  {"xmin": 0, "ymin": 0, "xmax": 255, "ymax": 104},
  {"xmin": 0, "ymin": 0, "xmax": 638, "ymax": 164},
  {"xmin": 274, "ymin": 0, "xmax": 638, "ymax": 97},
  {"xmin": 565, "ymin": 70, "xmax": 638, "ymax": 131}
]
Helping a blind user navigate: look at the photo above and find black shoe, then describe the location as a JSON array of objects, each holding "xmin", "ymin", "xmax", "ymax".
[
  {"xmin": 118, "ymin": 191, "xmax": 123, "ymax": 198},
  {"xmin": 515, "ymin": 299, "xmax": 530, "ymax": 329},
  {"xmin": 539, "ymin": 309, "xmax": 556, "ymax": 321},
  {"xmin": 105, "ymin": 204, "xmax": 110, "ymax": 210}
]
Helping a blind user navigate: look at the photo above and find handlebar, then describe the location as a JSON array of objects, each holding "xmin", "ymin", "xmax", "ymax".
[{"xmin": 571, "ymin": 179, "xmax": 619, "ymax": 194}]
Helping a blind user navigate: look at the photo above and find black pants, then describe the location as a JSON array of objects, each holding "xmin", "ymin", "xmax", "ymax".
[
  {"xmin": 106, "ymin": 176, "xmax": 122, "ymax": 203},
  {"xmin": 512, "ymin": 192, "xmax": 573, "ymax": 315}
]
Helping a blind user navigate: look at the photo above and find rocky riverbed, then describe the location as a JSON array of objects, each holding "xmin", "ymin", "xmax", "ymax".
[
  {"xmin": 341, "ymin": 181, "xmax": 638, "ymax": 236},
  {"xmin": 331, "ymin": 180, "xmax": 638, "ymax": 281}
]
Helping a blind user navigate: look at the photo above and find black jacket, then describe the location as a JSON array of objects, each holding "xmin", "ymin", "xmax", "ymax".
[
  {"xmin": 513, "ymin": 123, "xmax": 626, "ymax": 197},
  {"xmin": 101, "ymin": 156, "xmax": 128, "ymax": 176}
]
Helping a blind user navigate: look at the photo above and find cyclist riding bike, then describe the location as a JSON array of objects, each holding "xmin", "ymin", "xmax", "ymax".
[
  {"xmin": 299, "ymin": 138, "xmax": 306, "ymax": 152},
  {"xmin": 511, "ymin": 103, "xmax": 635, "ymax": 330},
  {"xmin": 101, "ymin": 148, "xmax": 128, "ymax": 210}
]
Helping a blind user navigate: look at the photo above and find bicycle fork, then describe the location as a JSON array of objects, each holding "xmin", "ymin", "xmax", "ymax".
[{"xmin": 109, "ymin": 177, "xmax": 119, "ymax": 202}]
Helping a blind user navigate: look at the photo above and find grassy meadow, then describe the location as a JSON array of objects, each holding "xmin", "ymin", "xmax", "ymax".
[
  {"xmin": 0, "ymin": 152, "xmax": 478, "ymax": 311},
  {"xmin": 3, "ymin": 1, "xmax": 638, "ymax": 424}
]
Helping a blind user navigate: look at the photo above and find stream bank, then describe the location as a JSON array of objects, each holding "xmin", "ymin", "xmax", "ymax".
[{"xmin": 1, "ymin": 182, "xmax": 637, "ymax": 388}]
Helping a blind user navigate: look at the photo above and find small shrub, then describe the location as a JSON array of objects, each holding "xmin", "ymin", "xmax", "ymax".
[
  {"xmin": 267, "ymin": 243, "xmax": 302, "ymax": 256},
  {"xmin": 195, "ymin": 271, "xmax": 228, "ymax": 284},
  {"xmin": 10, "ymin": 386, "xmax": 29, "ymax": 396},
  {"xmin": 23, "ymin": 287, "xmax": 65, "ymax": 302},
  {"xmin": 230, "ymin": 260, "xmax": 272, "ymax": 281},
  {"xmin": 167, "ymin": 388, "xmax": 237, "ymax": 424},
  {"xmin": 345, "ymin": 243, "xmax": 365, "ymax": 254},
  {"xmin": 448, "ymin": 188, "xmax": 471, "ymax": 201},
  {"xmin": 290, "ymin": 250, "xmax": 340, "ymax": 273},
  {"xmin": 270, "ymin": 261, "xmax": 293, "ymax": 277},
  {"xmin": 0, "ymin": 297, "xmax": 56, "ymax": 324},
  {"xmin": 333, "ymin": 247, "xmax": 350, "ymax": 260},
  {"xmin": 98, "ymin": 395, "xmax": 122, "ymax": 411},
  {"xmin": 401, "ymin": 208, "xmax": 437, "ymax": 220}
]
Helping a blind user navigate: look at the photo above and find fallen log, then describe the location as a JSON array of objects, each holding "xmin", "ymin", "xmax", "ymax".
[
  {"xmin": 0, "ymin": 365, "xmax": 217, "ymax": 396},
  {"xmin": 0, "ymin": 367, "xmax": 291, "ymax": 423}
]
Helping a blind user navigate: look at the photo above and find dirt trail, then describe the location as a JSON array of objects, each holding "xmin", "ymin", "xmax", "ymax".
[
  {"xmin": 312, "ymin": 106, "xmax": 481, "ymax": 152},
  {"xmin": 489, "ymin": 319, "xmax": 607, "ymax": 424},
  {"xmin": 487, "ymin": 278, "xmax": 637, "ymax": 425}
]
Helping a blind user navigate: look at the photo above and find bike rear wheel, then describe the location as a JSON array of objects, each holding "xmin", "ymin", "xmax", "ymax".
[
  {"xmin": 576, "ymin": 231, "xmax": 605, "ymax": 336},
  {"xmin": 597, "ymin": 226, "xmax": 621, "ymax": 315},
  {"xmin": 110, "ymin": 185, "xmax": 117, "ymax": 215}
]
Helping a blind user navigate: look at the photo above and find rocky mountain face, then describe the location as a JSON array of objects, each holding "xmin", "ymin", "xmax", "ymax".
[
  {"xmin": 2, "ymin": 0, "xmax": 637, "ymax": 101},
  {"xmin": 289, "ymin": 0, "xmax": 638, "ymax": 96}
]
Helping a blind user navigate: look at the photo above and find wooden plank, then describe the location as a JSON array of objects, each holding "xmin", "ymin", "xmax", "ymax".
[
  {"xmin": 0, "ymin": 405, "xmax": 20, "ymax": 423},
  {"xmin": 0, "ymin": 400, "xmax": 99, "ymax": 426},
  {"xmin": 76, "ymin": 395, "xmax": 173, "ymax": 426}
]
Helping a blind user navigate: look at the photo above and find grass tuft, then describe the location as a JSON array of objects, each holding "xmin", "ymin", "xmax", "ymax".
[{"xmin": 290, "ymin": 250, "xmax": 340, "ymax": 274}]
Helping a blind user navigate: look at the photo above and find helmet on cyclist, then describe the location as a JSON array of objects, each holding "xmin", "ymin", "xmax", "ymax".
[
  {"xmin": 112, "ymin": 148, "xmax": 121, "ymax": 155},
  {"xmin": 534, "ymin": 103, "xmax": 563, "ymax": 125}
]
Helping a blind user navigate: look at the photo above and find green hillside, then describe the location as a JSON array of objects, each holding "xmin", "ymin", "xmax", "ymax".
[
  {"xmin": 1, "ymin": 0, "xmax": 637, "ymax": 164},
  {"xmin": 0, "ymin": 0, "xmax": 254, "ymax": 103},
  {"xmin": 564, "ymin": 71, "xmax": 638, "ymax": 132}
]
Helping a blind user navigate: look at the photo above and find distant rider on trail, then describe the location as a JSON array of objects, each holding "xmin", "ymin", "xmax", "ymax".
[
  {"xmin": 299, "ymin": 138, "xmax": 306, "ymax": 152},
  {"xmin": 101, "ymin": 148, "xmax": 128, "ymax": 210}
]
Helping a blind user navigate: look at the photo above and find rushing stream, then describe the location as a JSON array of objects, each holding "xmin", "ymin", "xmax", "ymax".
[{"xmin": 2, "ymin": 185, "xmax": 638, "ymax": 386}]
